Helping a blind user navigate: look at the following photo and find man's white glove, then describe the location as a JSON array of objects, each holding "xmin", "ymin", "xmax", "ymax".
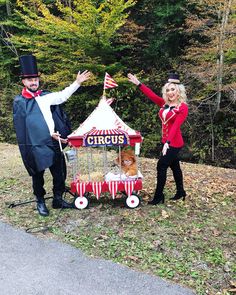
[{"xmin": 162, "ymin": 142, "xmax": 169, "ymax": 156}]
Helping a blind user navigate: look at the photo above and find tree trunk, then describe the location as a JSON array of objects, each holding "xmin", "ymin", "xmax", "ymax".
[
  {"xmin": 215, "ymin": 0, "xmax": 232, "ymax": 113},
  {"xmin": 6, "ymin": 1, "xmax": 11, "ymax": 16},
  {"xmin": 208, "ymin": 102, "xmax": 215, "ymax": 162}
]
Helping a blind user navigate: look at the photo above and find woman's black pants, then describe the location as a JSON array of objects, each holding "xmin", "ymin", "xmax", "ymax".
[{"xmin": 153, "ymin": 146, "xmax": 185, "ymax": 199}]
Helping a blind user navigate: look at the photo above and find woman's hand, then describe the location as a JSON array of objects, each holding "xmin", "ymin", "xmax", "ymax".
[
  {"xmin": 76, "ymin": 70, "xmax": 91, "ymax": 84},
  {"xmin": 127, "ymin": 73, "xmax": 141, "ymax": 86},
  {"xmin": 162, "ymin": 142, "xmax": 169, "ymax": 156}
]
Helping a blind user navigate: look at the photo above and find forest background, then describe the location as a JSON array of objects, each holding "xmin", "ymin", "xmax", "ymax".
[{"xmin": 0, "ymin": 0, "xmax": 235, "ymax": 168}]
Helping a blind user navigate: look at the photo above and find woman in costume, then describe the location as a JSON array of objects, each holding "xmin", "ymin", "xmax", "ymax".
[{"xmin": 127, "ymin": 72, "xmax": 188, "ymax": 205}]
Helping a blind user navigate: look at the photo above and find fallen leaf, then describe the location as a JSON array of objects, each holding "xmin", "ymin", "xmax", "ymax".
[
  {"xmin": 229, "ymin": 281, "xmax": 236, "ymax": 288},
  {"xmin": 212, "ymin": 229, "xmax": 221, "ymax": 237},
  {"xmin": 161, "ymin": 210, "xmax": 169, "ymax": 219},
  {"xmin": 125, "ymin": 255, "xmax": 139, "ymax": 262},
  {"xmin": 152, "ymin": 239, "xmax": 163, "ymax": 249},
  {"xmin": 223, "ymin": 262, "xmax": 231, "ymax": 272}
]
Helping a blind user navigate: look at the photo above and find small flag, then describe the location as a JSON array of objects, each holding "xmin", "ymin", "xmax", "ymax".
[{"xmin": 104, "ymin": 72, "xmax": 118, "ymax": 90}]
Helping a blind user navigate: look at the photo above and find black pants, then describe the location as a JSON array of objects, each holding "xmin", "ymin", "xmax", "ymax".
[
  {"xmin": 32, "ymin": 150, "xmax": 66, "ymax": 199},
  {"xmin": 154, "ymin": 145, "xmax": 185, "ymax": 198}
]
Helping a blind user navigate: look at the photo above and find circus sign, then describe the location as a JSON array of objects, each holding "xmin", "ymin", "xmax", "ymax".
[{"xmin": 84, "ymin": 129, "xmax": 129, "ymax": 147}]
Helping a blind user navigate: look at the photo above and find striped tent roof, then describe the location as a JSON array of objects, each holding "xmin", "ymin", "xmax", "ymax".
[
  {"xmin": 84, "ymin": 128, "xmax": 127, "ymax": 136},
  {"xmin": 68, "ymin": 98, "xmax": 142, "ymax": 147}
]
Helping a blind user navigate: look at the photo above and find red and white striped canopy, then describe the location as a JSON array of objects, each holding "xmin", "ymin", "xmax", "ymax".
[
  {"xmin": 68, "ymin": 98, "xmax": 142, "ymax": 147},
  {"xmin": 85, "ymin": 128, "xmax": 126, "ymax": 136}
]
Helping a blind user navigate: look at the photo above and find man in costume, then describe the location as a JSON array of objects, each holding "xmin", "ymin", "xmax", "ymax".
[{"xmin": 13, "ymin": 55, "xmax": 91, "ymax": 216}]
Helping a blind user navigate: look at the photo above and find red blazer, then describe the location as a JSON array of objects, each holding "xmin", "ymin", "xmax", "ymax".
[{"xmin": 139, "ymin": 83, "xmax": 188, "ymax": 148}]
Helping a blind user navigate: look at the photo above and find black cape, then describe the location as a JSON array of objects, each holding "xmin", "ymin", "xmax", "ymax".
[{"xmin": 13, "ymin": 91, "xmax": 71, "ymax": 176}]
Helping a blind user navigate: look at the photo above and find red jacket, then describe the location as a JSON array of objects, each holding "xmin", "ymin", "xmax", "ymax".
[{"xmin": 139, "ymin": 83, "xmax": 188, "ymax": 148}]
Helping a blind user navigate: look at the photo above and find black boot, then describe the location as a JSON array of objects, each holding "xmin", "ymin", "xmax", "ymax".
[
  {"xmin": 52, "ymin": 195, "xmax": 74, "ymax": 209},
  {"xmin": 148, "ymin": 194, "xmax": 165, "ymax": 205},
  {"xmin": 170, "ymin": 161, "xmax": 186, "ymax": 201},
  {"xmin": 170, "ymin": 190, "xmax": 186, "ymax": 201},
  {"xmin": 36, "ymin": 196, "xmax": 49, "ymax": 216},
  {"xmin": 149, "ymin": 158, "xmax": 167, "ymax": 205}
]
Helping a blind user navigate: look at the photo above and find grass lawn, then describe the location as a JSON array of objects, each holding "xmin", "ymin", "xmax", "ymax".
[{"xmin": 0, "ymin": 142, "xmax": 235, "ymax": 295}]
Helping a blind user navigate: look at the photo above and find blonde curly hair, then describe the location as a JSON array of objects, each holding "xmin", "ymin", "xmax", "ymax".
[{"xmin": 162, "ymin": 83, "xmax": 187, "ymax": 105}]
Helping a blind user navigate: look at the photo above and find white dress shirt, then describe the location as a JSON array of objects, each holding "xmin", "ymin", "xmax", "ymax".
[{"xmin": 35, "ymin": 81, "xmax": 80, "ymax": 135}]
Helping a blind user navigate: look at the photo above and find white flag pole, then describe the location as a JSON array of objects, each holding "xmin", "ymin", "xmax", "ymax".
[{"xmin": 103, "ymin": 73, "xmax": 107, "ymax": 97}]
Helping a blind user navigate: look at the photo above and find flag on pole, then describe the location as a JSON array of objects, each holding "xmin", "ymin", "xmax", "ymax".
[{"xmin": 104, "ymin": 72, "xmax": 118, "ymax": 90}]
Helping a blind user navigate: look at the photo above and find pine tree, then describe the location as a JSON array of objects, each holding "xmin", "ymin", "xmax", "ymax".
[
  {"xmin": 130, "ymin": 0, "xmax": 189, "ymax": 72},
  {"xmin": 10, "ymin": 0, "xmax": 136, "ymax": 88}
]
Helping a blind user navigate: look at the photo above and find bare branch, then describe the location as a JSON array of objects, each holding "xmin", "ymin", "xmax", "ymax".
[{"xmin": 0, "ymin": 25, "xmax": 19, "ymax": 57}]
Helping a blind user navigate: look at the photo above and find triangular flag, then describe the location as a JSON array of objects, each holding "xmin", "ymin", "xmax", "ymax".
[
  {"xmin": 104, "ymin": 72, "xmax": 118, "ymax": 90},
  {"xmin": 108, "ymin": 181, "xmax": 119, "ymax": 199},
  {"xmin": 76, "ymin": 182, "xmax": 87, "ymax": 197},
  {"xmin": 124, "ymin": 180, "xmax": 135, "ymax": 197},
  {"xmin": 92, "ymin": 181, "xmax": 103, "ymax": 199}
]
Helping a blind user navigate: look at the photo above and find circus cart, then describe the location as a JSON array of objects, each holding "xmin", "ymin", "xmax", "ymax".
[{"xmin": 66, "ymin": 97, "xmax": 143, "ymax": 209}]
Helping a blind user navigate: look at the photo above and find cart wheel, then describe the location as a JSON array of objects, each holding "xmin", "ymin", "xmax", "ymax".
[
  {"xmin": 126, "ymin": 194, "xmax": 140, "ymax": 209},
  {"xmin": 74, "ymin": 196, "xmax": 89, "ymax": 210}
]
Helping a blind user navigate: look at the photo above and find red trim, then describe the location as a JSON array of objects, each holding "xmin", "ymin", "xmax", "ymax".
[
  {"xmin": 20, "ymin": 72, "xmax": 41, "ymax": 78},
  {"xmin": 70, "ymin": 179, "xmax": 142, "ymax": 196},
  {"xmin": 21, "ymin": 74, "xmax": 39, "ymax": 77}
]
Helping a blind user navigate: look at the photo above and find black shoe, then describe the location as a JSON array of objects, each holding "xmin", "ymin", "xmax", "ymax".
[
  {"xmin": 148, "ymin": 195, "xmax": 164, "ymax": 205},
  {"xmin": 37, "ymin": 202, "xmax": 49, "ymax": 216},
  {"xmin": 52, "ymin": 197, "xmax": 74, "ymax": 209},
  {"xmin": 170, "ymin": 191, "xmax": 186, "ymax": 201}
]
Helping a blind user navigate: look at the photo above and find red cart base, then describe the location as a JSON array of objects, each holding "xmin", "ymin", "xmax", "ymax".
[{"xmin": 70, "ymin": 179, "xmax": 142, "ymax": 209}]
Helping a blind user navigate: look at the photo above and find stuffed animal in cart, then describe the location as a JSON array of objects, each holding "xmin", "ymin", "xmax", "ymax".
[{"xmin": 116, "ymin": 149, "xmax": 138, "ymax": 176}]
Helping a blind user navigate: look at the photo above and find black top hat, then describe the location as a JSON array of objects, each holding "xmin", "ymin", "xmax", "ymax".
[
  {"xmin": 19, "ymin": 55, "xmax": 40, "ymax": 78},
  {"xmin": 167, "ymin": 72, "xmax": 180, "ymax": 84}
]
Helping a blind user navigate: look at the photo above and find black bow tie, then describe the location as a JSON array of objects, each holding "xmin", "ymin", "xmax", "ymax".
[{"xmin": 164, "ymin": 105, "xmax": 175, "ymax": 110}]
